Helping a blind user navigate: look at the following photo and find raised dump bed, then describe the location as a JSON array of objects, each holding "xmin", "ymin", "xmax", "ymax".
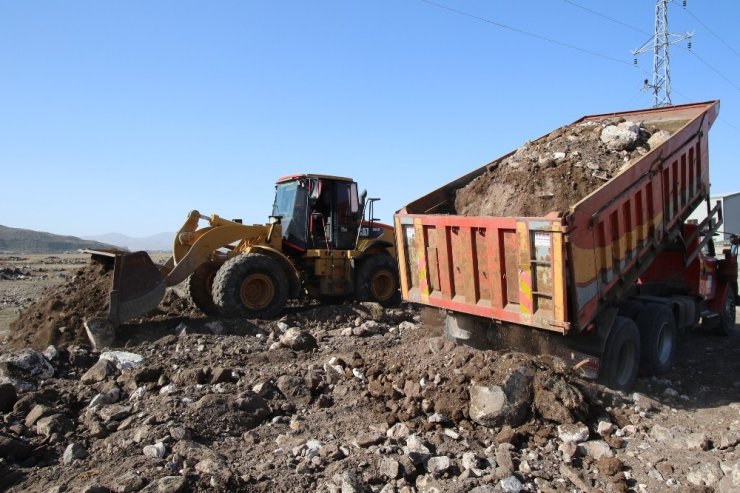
[{"xmin": 395, "ymin": 101, "xmax": 737, "ymax": 389}]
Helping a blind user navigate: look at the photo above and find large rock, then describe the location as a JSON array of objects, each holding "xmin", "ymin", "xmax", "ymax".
[
  {"xmin": 426, "ymin": 456, "xmax": 451, "ymax": 476},
  {"xmin": 276, "ymin": 375, "xmax": 312, "ymax": 406},
  {"xmin": 25, "ymin": 404, "xmax": 52, "ymax": 428},
  {"xmin": 36, "ymin": 414, "xmax": 72, "ymax": 437},
  {"xmin": 84, "ymin": 318, "xmax": 116, "ymax": 351},
  {"xmin": 380, "ymin": 457, "xmax": 401, "ymax": 479},
  {"xmin": 600, "ymin": 122, "xmax": 640, "ymax": 151},
  {"xmin": 687, "ymin": 461, "xmax": 724, "ymax": 487},
  {"xmin": 469, "ymin": 366, "xmax": 534, "ymax": 428},
  {"xmin": 63, "ymin": 442, "xmax": 89, "ymax": 465},
  {"xmin": 718, "ymin": 461, "xmax": 740, "ymax": 493},
  {"xmin": 279, "ymin": 328, "xmax": 318, "ymax": 351},
  {"xmin": 81, "ymin": 358, "xmax": 119, "ymax": 384},
  {"xmin": 577, "ymin": 440, "xmax": 613, "ymax": 460},
  {"xmin": 99, "ymin": 351, "xmax": 144, "ymax": 370},
  {"xmin": 557, "ymin": 423, "xmax": 590, "ymax": 443},
  {"xmin": 647, "ymin": 130, "xmax": 672, "ymax": 150},
  {"xmin": 0, "ymin": 349, "xmax": 54, "ymax": 392},
  {"xmin": 144, "ymin": 442, "xmax": 167, "ymax": 459},
  {"xmin": 403, "ymin": 435, "xmax": 432, "ymax": 465}
]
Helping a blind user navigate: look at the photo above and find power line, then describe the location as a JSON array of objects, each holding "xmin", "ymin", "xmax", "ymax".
[
  {"xmin": 560, "ymin": 0, "xmax": 740, "ymax": 97},
  {"xmin": 418, "ymin": 0, "xmax": 633, "ymax": 66},
  {"xmin": 560, "ymin": 0, "xmax": 649, "ymax": 36},
  {"xmin": 682, "ymin": 6, "xmax": 740, "ymax": 60},
  {"xmin": 681, "ymin": 48, "xmax": 740, "ymax": 93}
]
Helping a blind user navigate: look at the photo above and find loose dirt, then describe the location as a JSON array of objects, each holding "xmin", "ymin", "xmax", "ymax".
[
  {"xmin": 1, "ymin": 257, "xmax": 738, "ymax": 493},
  {"xmin": 454, "ymin": 118, "xmax": 671, "ymax": 217}
]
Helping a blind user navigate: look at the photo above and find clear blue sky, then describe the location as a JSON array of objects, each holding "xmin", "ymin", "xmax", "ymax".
[{"xmin": 2, "ymin": 1, "xmax": 739, "ymax": 237}]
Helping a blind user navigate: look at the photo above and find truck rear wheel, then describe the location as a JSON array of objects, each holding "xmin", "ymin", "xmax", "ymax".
[
  {"xmin": 717, "ymin": 286, "xmax": 737, "ymax": 336},
  {"xmin": 635, "ymin": 304, "xmax": 676, "ymax": 376},
  {"xmin": 355, "ymin": 254, "xmax": 401, "ymax": 307},
  {"xmin": 212, "ymin": 253, "xmax": 288, "ymax": 319},
  {"xmin": 186, "ymin": 262, "xmax": 220, "ymax": 316},
  {"xmin": 598, "ymin": 316, "xmax": 640, "ymax": 391}
]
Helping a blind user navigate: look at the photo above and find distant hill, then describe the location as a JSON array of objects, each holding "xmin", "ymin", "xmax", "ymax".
[
  {"xmin": 81, "ymin": 232, "xmax": 174, "ymax": 252},
  {"xmin": 0, "ymin": 225, "xmax": 119, "ymax": 253}
]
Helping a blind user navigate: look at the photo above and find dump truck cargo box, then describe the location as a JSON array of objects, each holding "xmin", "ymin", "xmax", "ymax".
[{"xmin": 395, "ymin": 101, "xmax": 719, "ymax": 334}]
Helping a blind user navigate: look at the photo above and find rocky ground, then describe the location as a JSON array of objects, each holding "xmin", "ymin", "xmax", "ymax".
[
  {"xmin": 0, "ymin": 257, "xmax": 739, "ymax": 493},
  {"xmin": 454, "ymin": 117, "xmax": 677, "ymax": 217}
]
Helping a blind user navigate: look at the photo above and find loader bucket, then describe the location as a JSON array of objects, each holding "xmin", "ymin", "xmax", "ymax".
[{"xmin": 84, "ymin": 249, "xmax": 167, "ymax": 326}]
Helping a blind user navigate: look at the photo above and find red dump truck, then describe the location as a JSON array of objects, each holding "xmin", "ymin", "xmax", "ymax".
[{"xmin": 394, "ymin": 100, "xmax": 737, "ymax": 390}]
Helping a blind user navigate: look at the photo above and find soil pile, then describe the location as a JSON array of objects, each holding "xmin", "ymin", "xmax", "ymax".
[
  {"xmin": 5, "ymin": 260, "xmax": 199, "ymax": 351},
  {"xmin": 454, "ymin": 118, "xmax": 673, "ymax": 217},
  {"xmin": 6, "ymin": 261, "xmax": 113, "ymax": 350}
]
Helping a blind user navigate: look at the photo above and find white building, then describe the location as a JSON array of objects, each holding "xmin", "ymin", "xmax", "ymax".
[{"xmin": 688, "ymin": 191, "xmax": 740, "ymax": 248}]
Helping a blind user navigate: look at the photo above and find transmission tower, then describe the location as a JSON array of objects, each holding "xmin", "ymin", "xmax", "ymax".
[{"xmin": 632, "ymin": 0, "xmax": 692, "ymax": 107}]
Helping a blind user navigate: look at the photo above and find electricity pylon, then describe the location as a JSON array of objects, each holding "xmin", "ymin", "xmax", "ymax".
[{"xmin": 632, "ymin": 0, "xmax": 692, "ymax": 107}]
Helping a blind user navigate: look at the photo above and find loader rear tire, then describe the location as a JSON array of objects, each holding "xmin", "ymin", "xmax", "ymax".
[
  {"xmin": 598, "ymin": 316, "xmax": 640, "ymax": 391},
  {"xmin": 355, "ymin": 254, "xmax": 401, "ymax": 307},
  {"xmin": 212, "ymin": 253, "xmax": 288, "ymax": 319},
  {"xmin": 635, "ymin": 304, "xmax": 676, "ymax": 376},
  {"xmin": 186, "ymin": 262, "xmax": 220, "ymax": 316}
]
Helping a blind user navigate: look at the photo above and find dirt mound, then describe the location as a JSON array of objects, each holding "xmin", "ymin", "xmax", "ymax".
[
  {"xmin": 5, "ymin": 260, "xmax": 201, "ymax": 351},
  {"xmin": 454, "ymin": 118, "xmax": 668, "ymax": 217},
  {"xmin": 6, "ymin": 261, "xmax": 113, "ymax": 350}
]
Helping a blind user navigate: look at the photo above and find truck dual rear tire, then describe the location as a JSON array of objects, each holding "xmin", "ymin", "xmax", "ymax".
[
  {"xmin": 598, "ymin": 316, "xmax": 640, "ymax": 391},
  {"xmin": 635, "ymin": 304, "xmax": 677, "ymax": 376},
  {"xmin": 355, "ymin": 254, "xmax": 401, "ymax": 307},
  {"xmin": 212, "ymin": 253, "xmax": 288, "ymax": 319}
]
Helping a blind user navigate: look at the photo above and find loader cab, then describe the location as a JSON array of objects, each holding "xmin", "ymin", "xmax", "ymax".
[{"xmin": 273, "ymin": 174, "xmax": 361, "ymax": 252}]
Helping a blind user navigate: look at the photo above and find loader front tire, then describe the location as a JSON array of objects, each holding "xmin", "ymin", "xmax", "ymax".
[
  {"xmin": 212, "ymin": 253, "xmax": 288, "ymax": 319},
  {"xmin": 186, "ymin": 262, "xmax": 220, "ymax": 316},
  {"xmin": 355, "ymin": 254, "xmax": 401, "ymax": 307}
]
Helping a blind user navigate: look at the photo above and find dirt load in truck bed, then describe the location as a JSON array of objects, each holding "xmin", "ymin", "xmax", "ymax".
[{"xmin": 454, "ymin": 117, "xmax": 680, "ymax": 217}]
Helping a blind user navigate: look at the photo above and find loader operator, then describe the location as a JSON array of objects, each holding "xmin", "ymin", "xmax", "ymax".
[{"xmin": 309, "ymin": 179, "xmax": 333, "ymax": 248}]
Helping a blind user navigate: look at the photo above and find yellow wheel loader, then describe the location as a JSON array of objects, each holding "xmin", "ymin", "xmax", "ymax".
[{"xmin": 86, "ymin": 174, "xmax": 400, "ymax": 328}]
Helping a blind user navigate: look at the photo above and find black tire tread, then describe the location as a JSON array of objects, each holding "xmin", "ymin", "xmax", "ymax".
[
  {"xmin": 355, "ymin": 254, "xmax": 401, "ymax": 307},
  {"xmin": 598, "ymin": 316, "xmax": 641, "ymax": 391},
  {"xmin": 185, "ymin": 262, "xmax": 220, "ymax": 316},
  {"xmin": 635, "ymin": 303, "xmax": 677, "ymax": 376},
  {"xmin": 212, "ymin": 253, "xmax": 289, "ymax": 319},
  {"xmin": 717, "ymin": 286, "xmax": 737, "ymax": 336}
]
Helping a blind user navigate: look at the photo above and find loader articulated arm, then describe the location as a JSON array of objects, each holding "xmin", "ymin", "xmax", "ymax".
[{"xmin": 84, "ymin": 210, "xmax": 279, "ymax": 329}]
